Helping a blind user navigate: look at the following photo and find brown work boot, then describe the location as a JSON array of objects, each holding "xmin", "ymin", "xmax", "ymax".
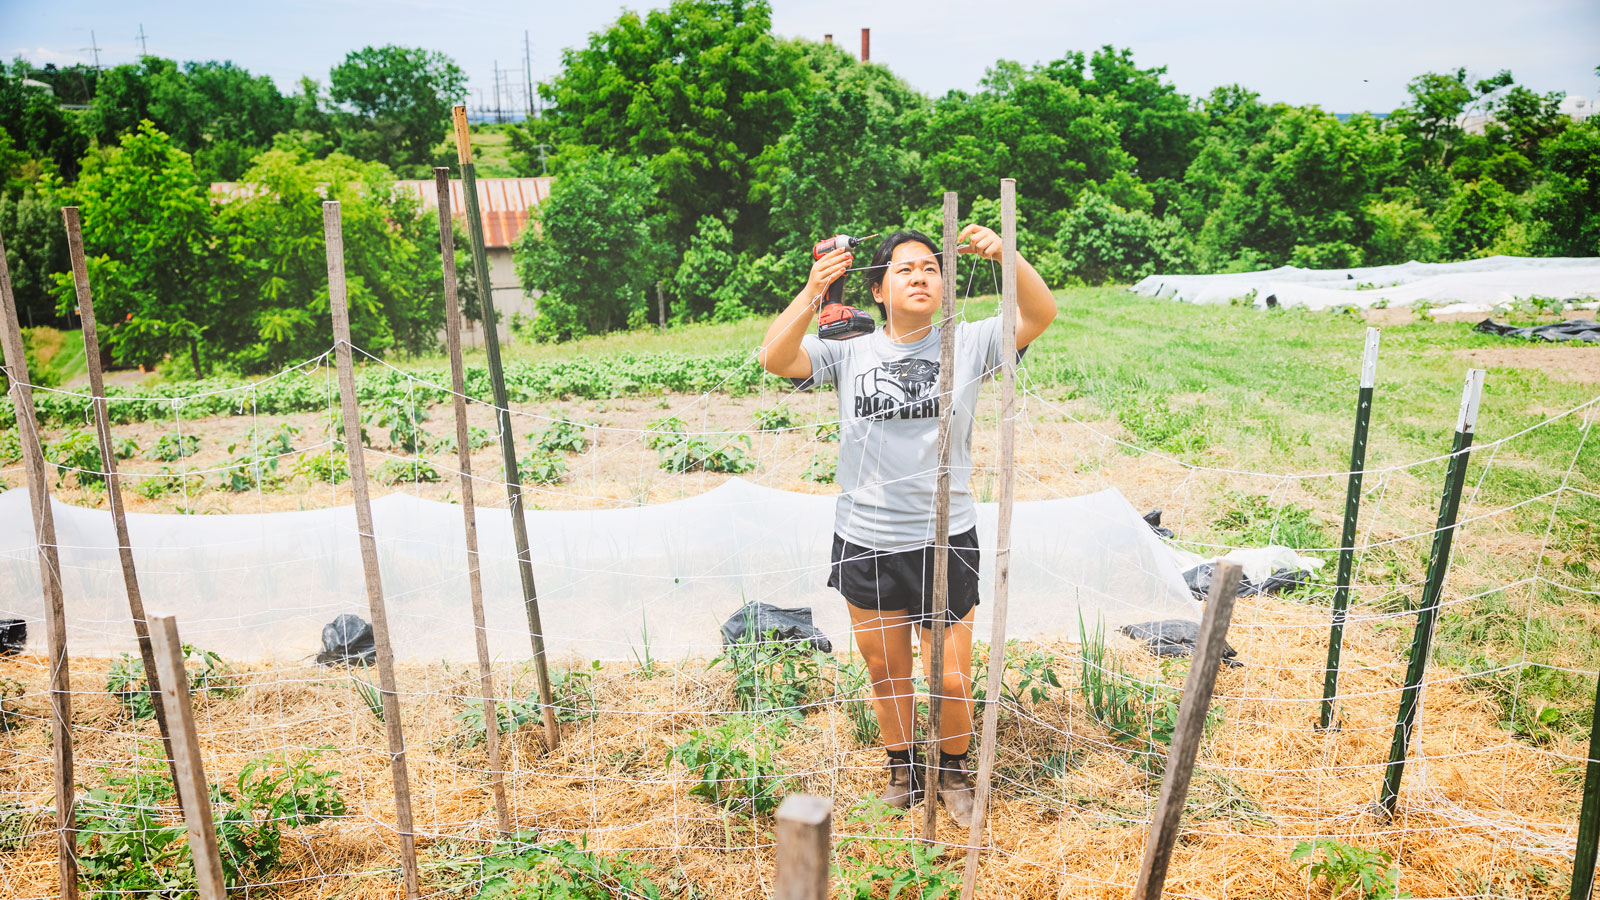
[
  {"xmin": 884, "ymin": 749, "xmax": 924, "ymax": 810},
  {"xmin": 938, "ymin": 752, "xmax": 976, "ymax": 828}
]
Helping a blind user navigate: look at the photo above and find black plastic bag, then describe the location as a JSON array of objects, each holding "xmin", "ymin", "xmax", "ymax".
[
  {"xmin": 316, "ymin": 614, "xmax": 377, "ymax": 666},
  {"xmin": 1119, "ymin": 619, "xmax": 1242, "ymax": 668},
  {"xmin": 1474, "ymin": 317, "xmax": 1600, "ymax": 343},
  {"xmin": 1183, "ymin": 563, "xmax": 1309, "ymax": 600},
  {"xmin": 720, "ymin": 602, "xmax": 833, "ymax": 654},
  {"xmin": 0, "ymin": 619, "xmax": 24, "ymax": 656},
  {"xmin": 1142, "ymin": 509, "xmax": 1175, "ymax": 539}
]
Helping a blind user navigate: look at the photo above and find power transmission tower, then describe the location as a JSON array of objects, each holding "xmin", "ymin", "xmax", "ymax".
[
  {"xmin": 493, "ymin": 61, "xmax": 503, "ymax": 124},
  {"xmin": 137, "ymin": 24, "xmax": 148, "ymax": 56},
  {"xmin": 85, "ymin": 30, "xmax": 102, "ymax": 69}
]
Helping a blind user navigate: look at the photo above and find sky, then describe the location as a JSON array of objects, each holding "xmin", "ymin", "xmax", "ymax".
[{"xmin": 4, "ymin": 0, "xmax": 1597, "ymax": 115}]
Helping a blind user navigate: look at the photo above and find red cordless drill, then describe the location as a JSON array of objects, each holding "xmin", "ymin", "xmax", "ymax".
[{"xmin": 811, "ymin": 233, "xmax": 877, "ymax": 340}]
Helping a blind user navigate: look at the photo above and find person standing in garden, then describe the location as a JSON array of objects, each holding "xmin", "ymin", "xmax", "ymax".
[{"xmin": 758, "ymin": 225, "xmax": 1057, "ymax": 824}]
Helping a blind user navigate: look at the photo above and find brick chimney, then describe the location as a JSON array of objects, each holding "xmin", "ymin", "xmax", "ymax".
[
  {"xmin": 860, "ymin": 28, "xmax": 870, "ymax": 62},
  {"xmin": 823, "ymin": 33, "xmax": 832, "ymax": 44}
]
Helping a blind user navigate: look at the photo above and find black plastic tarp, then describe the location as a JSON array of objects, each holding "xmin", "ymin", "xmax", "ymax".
[
  {"xmin": 1475, "ymin": 318, "xmax": 1600, "ymax": 343},
  {"xmin": 1120, "ymin": 619, "xmax": 1243, "ymax": 667}
]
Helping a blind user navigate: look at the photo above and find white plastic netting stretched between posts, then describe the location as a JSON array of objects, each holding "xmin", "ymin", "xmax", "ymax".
[
  {"xmin": 0, "ymin": 480, "xmax": 1196, "ymax": 663},
  {"xmin": 1130, "ymin": 254, "xmax": 1600, "ymax": 312}
]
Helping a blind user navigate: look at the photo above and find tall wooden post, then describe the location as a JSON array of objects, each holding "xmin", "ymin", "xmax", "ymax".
[
  {"xmin": 774, "ymin": 794, "xmax": 832, "ymax": 900},
  {"xmin": 323, "ymin": 201, "xmax": 421, "ymax": 898},
  {"xmin": 921, "ymin": 191, "xmax": 960, "ymax": 842},
  {"xmin": 433, "ymin": 167, "xmax": 513, "ymax": 834},
  {"xmin": 960, "ymin": 178, "xmax": 1019, "ymax": 897},
  {"xmin": 1319, "ymin": 327, "xmax": 1380, "ymax": 731},
  {"xmin": 147, "ymin": 614, "xmax": 227, "ymax": 900},
  {"xmin": 62, "ymin": 207, "xmax": 185, "ymax": 807},
  {"xmin": 451, "ymin": 105, "xmax": 559, "ymax": 749},
  {"xmin": 1377, "ymin": 369, "xmax": 1485, "ymax": 817},
  {"xmin": 0, "ymin": 226, "xmax": 78, "ymax": 900},
  {"xmin": 1131, "ymin": 562, "xmax": 1243, "ymax": 900}
]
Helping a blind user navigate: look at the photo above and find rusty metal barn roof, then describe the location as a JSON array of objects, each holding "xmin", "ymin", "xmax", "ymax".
[
  {"xmin": 396, "ymin": 177, "xmax": 552, "ymax": 248},
  {"xmin": 210, "ymin": 176, "xmax": 552, "ymax": 249}
]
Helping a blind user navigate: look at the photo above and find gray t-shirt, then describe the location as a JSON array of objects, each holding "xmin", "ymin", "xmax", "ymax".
[{"xmin": 795, "ymin": 317, "xmax": 1014, "ymax": 551}]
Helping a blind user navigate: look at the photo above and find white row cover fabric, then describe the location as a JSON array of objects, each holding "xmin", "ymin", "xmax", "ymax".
[
  {"xmin": 1130, "ymin": 256, "xmax": 1600, "ymax": 311},
  {"xmin": 0, "ymin": 480, "xmax": 1197, "ymax": 663}
]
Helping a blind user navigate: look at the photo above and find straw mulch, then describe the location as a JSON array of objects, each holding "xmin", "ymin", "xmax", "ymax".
[{"xmin": 0, "ymin": 593, "xmax": 1584, "ymax": 899}]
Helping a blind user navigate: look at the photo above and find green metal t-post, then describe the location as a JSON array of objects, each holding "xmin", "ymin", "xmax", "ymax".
[
  {"xmin": 1377, "ymin": 368, "xmax": 1484, "ymax": 817},
  {"xmin": 1319, "ymin": 328, "xmax": 1380, "ymax": 731},
  {"xmin": 451, "ymin": 106, "xmax": 559, "ymax": 750},
  {"xmin": 1573, "ymin": 670, "xmax": 1600, "ymax": 899}
]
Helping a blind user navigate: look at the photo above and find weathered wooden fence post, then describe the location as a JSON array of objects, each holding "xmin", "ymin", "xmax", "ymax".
[
  {"xmin": 323, "ymin": 200, "xmax": 421, "ymax": 898},
  {"xmin": 147, "ymin": 614, "xmax": 226, "ymax": 900},
  {"xmin": 0, "ymin": 225, "xmax": 78, "ymax": 900},
  {"xmin": 921, "ymin": 190, "xmax": 960, "ymax": 842},
  {"xmin": 450, "ymin": 105, "xmax": 559, "ymax": 750},
  {"xmin": 774, "ymin": 794, "xmax": 832, "ymax": 900},
  {"xmin": 1131, "ymin": 561, "xmax": 1243, "ymax": 900},
  {"xmin": 1319, "ymin": 327, "xmax": 1380, "ymax": 730},
  {"xmin": 62, "ymin": 207, "xmax": 185, "ymax": 807},
  {"xmin": 433, "ymin": 167, "xmax": 513, "ymax": 834},
  {"xmin": 1377, "ymin": 369, "xmax": 1485, "ymax": 817},
  {"xmin": 960, "ymin": 177, "xmax": 1019, "ymax": 898}
]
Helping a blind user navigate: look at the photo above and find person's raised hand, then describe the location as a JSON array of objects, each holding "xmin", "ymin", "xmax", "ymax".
[
  {"xmin": 956, "ymin": 224, "xmax": 1002, "ymax": 261},
  {"xmin": 806, "ymin": 247, "xmax": 854, "ymax": 299}
]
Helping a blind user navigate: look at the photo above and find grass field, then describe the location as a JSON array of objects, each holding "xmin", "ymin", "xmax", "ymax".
[{"xmin": 4, "ymin": 287, "xmax": 1599, "ymax": 898}]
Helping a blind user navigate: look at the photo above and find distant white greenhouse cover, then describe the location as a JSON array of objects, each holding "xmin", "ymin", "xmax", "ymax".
[
  {"xmin": 0, "ymin": 480, "xmax": 1197, "ymax": 663},
  {"xmin": 1130, "ymin": 256, "xmax": 1600, "ymax": 313}
]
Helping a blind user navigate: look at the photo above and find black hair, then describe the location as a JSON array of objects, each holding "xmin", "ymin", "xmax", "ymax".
[{"xmin": 866, "ymin": 230, "xmax": 941, "ymax": 320}]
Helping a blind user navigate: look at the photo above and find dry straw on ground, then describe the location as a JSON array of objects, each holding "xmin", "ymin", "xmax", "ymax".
[{"xmin": 0, "ymin": 588, "xmax": 1585, "ymax": 899}]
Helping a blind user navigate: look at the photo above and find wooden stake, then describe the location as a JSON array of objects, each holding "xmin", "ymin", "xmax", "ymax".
[
  {"xmin": 960, "ymin": 178, "xmax": 1019, "ymax": 898},
  {"xmin": 1131, "ymin": 561, "xmax": 1243, "ymax": 900},
  {"xmin": 434, "ymin": 167, "xmax": 513, "ymax": 835},
  {"xmin": 1319, "ymin": 327, "xmax": 1380, "ymax": 731},
  {"xmin": 62, "ymin": 207, "xmax": 186, "ymax": 811},
  {"xmin": 0, "ymin": 226, "xmax": 78, "ymax": 900},
  {"xmin": 451, "ymin": 104, "xmax": 559, "ymax": 749},
  {"xmin": 147, "ymin": 614, "xmax": 226, "ymax": 900},
  {"xmin": 1378, "ymin": 369, "xmax": 1485, "ymax": 817},
  {"xmin": 774, "ymin": 794, "xmax": 832, "ymax": 900},
  {"xmin": 323, "ymin": 201, "xmax": 421, "ymax": 898},
  {"xmin": 920, "ymin": 191, "xmax": 960, "ymax": 842}
]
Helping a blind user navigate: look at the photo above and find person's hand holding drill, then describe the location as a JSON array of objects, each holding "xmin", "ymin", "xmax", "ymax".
[{"xmin": 806, "ymin": 246, "xmax": 854, "ymax": 307}]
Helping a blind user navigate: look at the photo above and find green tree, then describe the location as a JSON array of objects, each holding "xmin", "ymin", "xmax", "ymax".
[
  {"xmin": 1528, "ymin": 119, "xmax": 1600, "ymax": 256},
  {"xmin": 918, "ymin": 60, "xmax": 1136, "ymax": 218},
  {"xmin": 55, "ymin": 122, "xmax": 213, "ymax": 373},
  {"xmin": 1055, "ymin": 192, "xmax": 1187, "ymax": 285},
  {"xmin": 1042, "ymin": 47, "xmax": 1205, "ymax": 199},
  {"xmin": 1387, "ymin": 67, "xmax": 1514, "ymax": 170},
  {"xmin": 214, "ymin": 148, "xmax": 442, "ymax": 371},
  {"xmin": 767, "ymin": 44, "xmax": 925, "ymax": 250},
  {"xmin": 513, "ymin": 153, "xmax": 663, "ymax": 340},
  {"xmin": 1186, "ymin": 108, "xmax": 1402, "ymax": 269},
  {"xmin": 0, "ymin": 64, "xmax": 89, "ymax": 180},
  {"xmin": 1435, "ymin": 177, "xmax": 1525, "ymax": 258},
  {"xmin": 328, "ymin": 46, "xmax": 466, "ymax": 175},
  {"xmin": 534, "ymin": 0, "xmax": 809, "ymax": 252},
  {"xmin": 1, "ymin": 178, "xmax": 70, "ymax": 328}
]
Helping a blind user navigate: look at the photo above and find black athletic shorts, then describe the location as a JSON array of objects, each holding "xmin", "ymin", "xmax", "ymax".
[{"xmin": 828, "ymin": 527, "xmax": 981, "ymax": 627}]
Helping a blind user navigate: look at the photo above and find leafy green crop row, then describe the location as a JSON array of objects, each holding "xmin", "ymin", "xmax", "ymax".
[{"xmin": 2, "ymin": 351, "xmax": 780, "ymax": 429}]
